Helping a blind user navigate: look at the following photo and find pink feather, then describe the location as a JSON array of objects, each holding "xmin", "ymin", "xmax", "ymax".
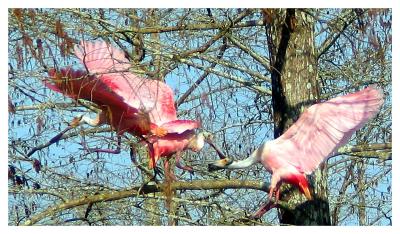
[
  {"xmin": 46, "ymin": 40, "xmax": 202, "ymax": 168},
  {"xmin": 265, "ymin": 86, "xmax": 384, "ymax": 175},
  {"xmin": 75, "ymin": 40, "xmax": 198, "ymax": 130},
  {"xmin": 74, "ymin": 40, "xmax": 131, "ymax": 73},
  {"xmin": 209, "ymin": 85, "xmax": 384, "ymax": 205}
]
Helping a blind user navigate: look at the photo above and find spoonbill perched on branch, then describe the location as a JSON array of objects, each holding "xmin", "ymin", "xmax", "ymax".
[
  {"xmin": 46, "ymin": 40, "xmax": 205, "ymax": 170},
  {"xmin": 209, "ymin": 85, "xmax": 383, "ymax": 213}
]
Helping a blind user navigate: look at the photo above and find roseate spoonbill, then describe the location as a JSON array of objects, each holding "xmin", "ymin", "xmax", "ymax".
[
  {"xmin": 147, "ymin": 130, "xmax": 206, "ymax": 170},
  {"xmin": 46, "ymin": 40, "xmax": 205, "ymax": 170},
  {"xmin": 209, "ymin": 86, "xmax": 384, "ymax": 203}
]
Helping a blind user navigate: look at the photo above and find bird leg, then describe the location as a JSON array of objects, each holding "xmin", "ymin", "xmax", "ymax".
[
  {"xmin": 268, "ymin": 186, "xmax": 281, "ymax": 201},
  {"xmin": 249, "ymin": 181, "xmax": 282, "ymax": 219},
  {"xmin": 175, "ymin": 152, "xmax": 194, "ymax": 174},
  {"xmin": 147, "ymin": 143, "xmax": 160, "ymax": 170},
  {"xmin": 250, "ymin": 200, "xmax": 277, "ymax": 219},
  {"xmin": 269, "ymin": 175, "xmax": 282, "ymax": 201}
]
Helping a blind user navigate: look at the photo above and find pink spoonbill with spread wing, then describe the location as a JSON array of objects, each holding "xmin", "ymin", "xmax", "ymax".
[
  {"xmin": 46, "ymin": 40, "xmax": 205, "ymax": 170},
  {"xmin": 209, "ymin": 86, "xmax": 384, "ymax": 209}
]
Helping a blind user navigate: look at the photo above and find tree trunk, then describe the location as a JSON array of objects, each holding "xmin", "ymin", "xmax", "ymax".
[{"xmin": 265, "ymin": 8, "xmax": 331, "ymax": 225}]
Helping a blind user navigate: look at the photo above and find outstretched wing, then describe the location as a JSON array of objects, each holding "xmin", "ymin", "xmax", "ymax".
[
  {"xmin": 75, "ymin": 41, "xmax": 178, "ymax": 125},
  {"xmin": 74, "ymin": 40, "xmax": 131, "ymax": 73},
  {"xmin": 269, "ymin": 86, "xmax": 384, "ymax": 174},
  {"xmin": 46, "ymin": 67, "xmax": 128, "ymax": 110}
]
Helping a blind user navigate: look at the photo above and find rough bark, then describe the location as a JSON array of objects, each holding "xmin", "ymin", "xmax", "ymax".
[{"xmin": 266, "ymin": 8, "xmax": 331, "ymax": 225}]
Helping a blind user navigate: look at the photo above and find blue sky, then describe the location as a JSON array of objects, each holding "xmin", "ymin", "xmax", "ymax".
[{"xmin": 3, "ymin": 2, "xmax": 399, "ymax": 230}]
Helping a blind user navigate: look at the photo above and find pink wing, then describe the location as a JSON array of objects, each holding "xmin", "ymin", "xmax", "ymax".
[
  {"xmin": 46, "ymin": 67, "xmax": 156, "ymax": 136},
  {"xmin": 160, "ymin": 120, "xmax": 200, "ymax": 134},
  {"xmin": 75, "ymin": 41, "xmax": 178, "ymax": 125},
  {"xmin": 46, "ymin": 67, "xmax": 131, "ymax": 111},
  {"xmin": 74, "ymin": 40, "xmax": 131, "ymax": 73},
  {"xmin": 269, "ymin": 86, "xmax": 384, "ymax": 174},
  {"xmin": 101, "ymin": 73, "xmax": 178, "ymax": 125}
]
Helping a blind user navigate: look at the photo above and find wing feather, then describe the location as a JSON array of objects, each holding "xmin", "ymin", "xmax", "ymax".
[
  {"xmin": 74, "ymin": 40, "xmax": 131, "ymax": 73},
  {"xmin": 46, "ymin": 67, "xmax": 128, "ymax": 109},
  {"xmin": 100, "ymin": 72, "xmax": 178, "ymax": 125},
  {"xmin": 270, "ymin": 86, "xmax": 384, "ymax": 174},
  {"xmin": 74, "ymin": 41, "xmax": 178, "ymax": 125}
]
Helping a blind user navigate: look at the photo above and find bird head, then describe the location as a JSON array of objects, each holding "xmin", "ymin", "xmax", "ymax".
[{"xmin": 208, "ymin": 157, "xmax": 234, "ymax": 171}]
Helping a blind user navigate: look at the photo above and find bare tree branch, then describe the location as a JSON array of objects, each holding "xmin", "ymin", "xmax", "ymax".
[
  {"xmin": 23, "ymin": 179, "xmax": 270, "ymax": 225},
  {"xmin": 333, "ymin": 143, "xmax": 392, "ymax": 160}
]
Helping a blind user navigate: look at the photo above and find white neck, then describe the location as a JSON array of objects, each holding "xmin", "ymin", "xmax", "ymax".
[{"xmin": 226, "ymin": 148, "xmax": 260, "ymax": 169}]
